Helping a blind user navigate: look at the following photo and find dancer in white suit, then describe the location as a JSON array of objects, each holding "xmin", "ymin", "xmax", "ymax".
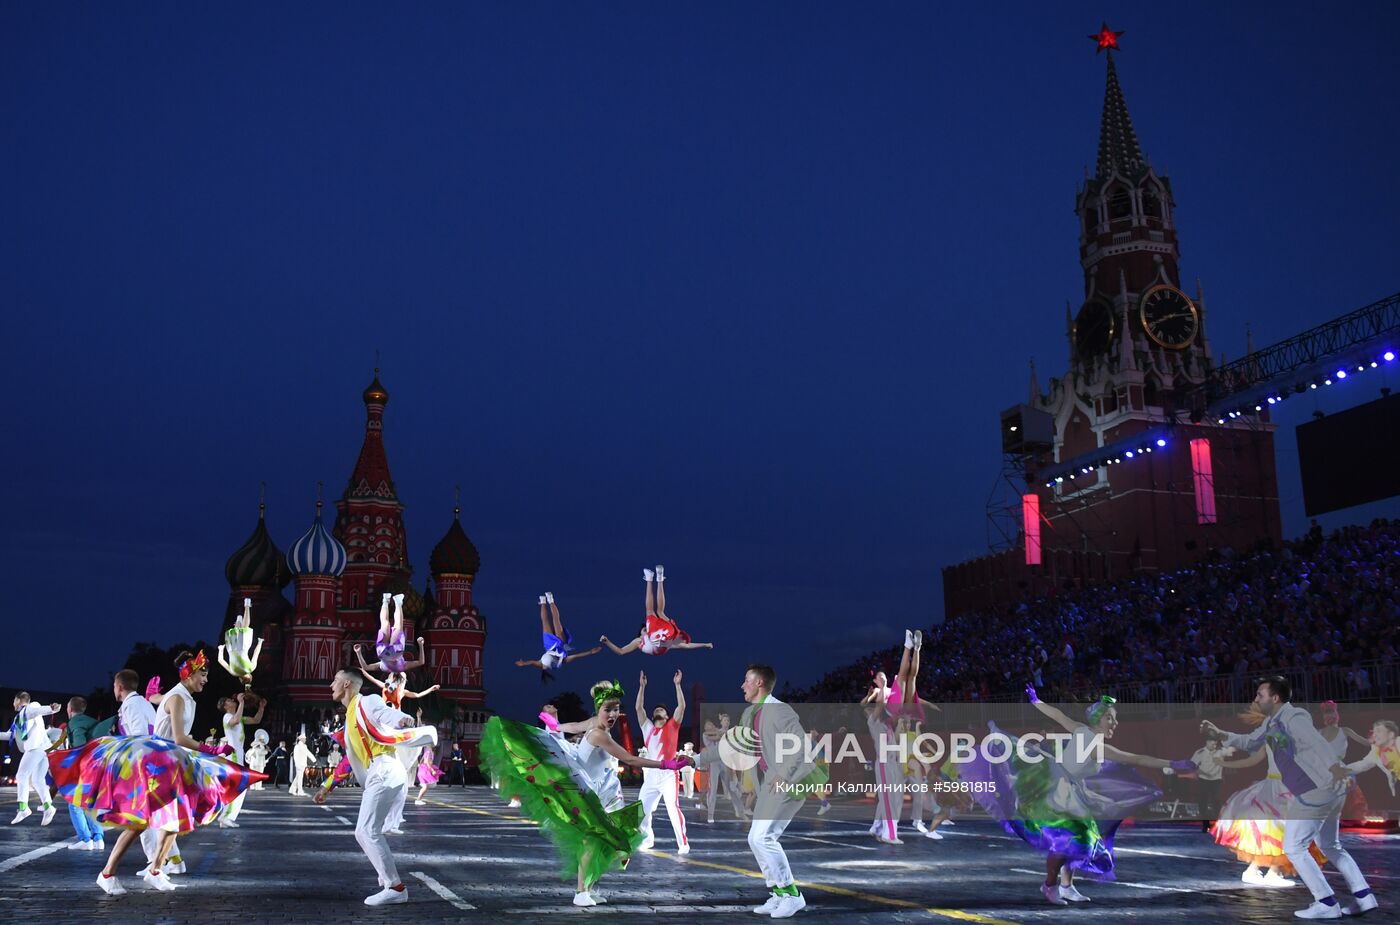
[
  {"xmin": 3, "ymin": 693, "xmax": 60, "ymax": 825},
  {"xmin": 636, "ymin": 669, "xmax": 690, "ymax": 854},
  {"xmin": 315, "ymin": 668, "xmax": 437, "ymax": 907}
]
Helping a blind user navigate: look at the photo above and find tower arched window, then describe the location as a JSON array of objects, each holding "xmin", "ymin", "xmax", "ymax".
[
  {"xmin": 1141, "ymin": 189, "xmax": 1162, "ymax": 223},
  {"xmin": 1108, "ymin": 188, "xmax": 1132, "ymax": 223}
]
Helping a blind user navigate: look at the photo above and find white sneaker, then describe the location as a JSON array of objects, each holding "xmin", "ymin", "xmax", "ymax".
[
  {"xmin": 165, "ymin": 860, "xmax": 187, "ymax": 875},
  {"xmin": 573, "ymin": 891, "xmax": 597, "ymax": 907},
  {"xmin": 643, "ymin": 568, "xmax": 655, "ymax": 583},
  {"xmin": 1243, "ymin": 867, "xmax": 1268, "ymax": 886},
  {"xmin": 913, "ymin": 630, "xmax": 923, "ymax": 650},
  {"xmin": 923, "ymin": 828, "xmax": 944, "ymax": 840},
  {"xmin": 655, "ymin": 565, "xmax": 665, "ymax": 582},
  {"xmin": 913, "ymin": 821, "xmax": 928, "ymax": 832},
  {"xmin": 10, "ymin": 807, "xmax": 32, "ymax": 825},
  {"xmin": 545, "ymin": 592, "xmax": 555, "ymax": 604},
  {"xmin": 1041, "ymin": 883, "xmax": 1067, "ymax": 905},
  {"xmin": 1060, "ymin": 883, "xmax": 1090, "ymax": 903},
  {"xmin": 508, "ymin": 798, "xmax": 521, "ymax": 808},
  {"xmin": 538, "ymin": 595, "xmax": 547, "ymax": 605},
  {"xmin": 590, "ymin": 891, "xmax": 608, "ymax": 904},
  {"xmin": 40, "ymin": 805, "xmax": 57, "ymax": 826},
  {"xmin": 707, "ymin": 816, "xmax": 715, "ymax": 824},
  {"xmin": 392, "ymin": 593, "xmax": 405, "ymax": 608},
  {"xmin": 1344, "ymin": 893, "xmax": 1379, "ymax": 916},
  {"xmin": 1263, "ymin": 870, "xmax": 1297, "ymax": 888},
  {"xmin": 771, "ymin": 894, "xmax": 806, "ymax": 918},
  {"xmin": 1293, "ymin": 901, "xmax": 1343, "ymax": 920},
  {"xmin": 753, "ymin": 893, "xmax": 783, "ymax": 914},
  {"xmin": 817, "ymin": 804, "xmax": 830, "ymax": 816},
  {"xmin": 68, "ymin": 839, "xmax": 90, "ymax": 850},
  {"xmin": 365, "ymin": 886, "xmax": 408, "ymax": 906},
  {"xmin": 139, "ymin": 868, "xmax": 177, "ymax": 892},
  {"xmin": 88, "ymin": 840, "xmax": 104, "ymax": 851},
  {"xmin": 218, "ymin": 819, "xmax": 240, "ymax": 828},
  {"xmin": 904, "ymin": 629, "xmax": 914, "ymax": 649},
  {"xmin": 875, "ymin": 833, "xmax": 903, "ymax": 845},
  {"xmin": 414, "ymin": 799, "xmax": 425, "ymax": 806},
  {"xmin": 96, "ymin": 873, "xmax": 126, "ymax": 896},
  {"xmin": 384, "ymin": 827, "xmax": 404, "ymax": 835},
  {"xmin": 942, "ymin": 819, "xmax": 955, "ymax": 826},
  {"xmin": 676, "ymin": 843, "xmax": 690, "ymax": 856}
]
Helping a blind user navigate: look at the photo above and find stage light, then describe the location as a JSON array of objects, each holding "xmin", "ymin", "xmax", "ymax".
[
  {"xmin": 1385, "ymin": 351, "xmax": 1396, "ymax": 362},
  {"xmin": 1336, "ymin": 370, "xmax": 1346, "ymax": 380},
  {"xmin": 1370, "ymin": 361, "xmax": 1378, "ymax": 368},
  {"xmin": 1145, "ymin": 447, "xmax": 1153, "ymax": 453},
  {"xmin": 1114, "ymin": 457, "xmax": 1122, "ymax": 464},
  {"xmin": 1069, "ymin": 473, "xmax": 1075, "ymax": 480},
  {"xmin": 1324, "ymin": 378, "xmax": 1333, "ymax": 386},
  {"xmin": 1125, "ymin": 450, "xmax": 1134, "ymax": 458},
  {"xmin": 1267, "ymin": 397, "xmax": 1277, "ymax": 405},
  {"xmin": 1156, "ymin": 438, "xmax": 1167, "ymax": 447},
  {"xmin": 1217, "ymin": 417, "xmax": 1225, "ymax": 424},
  {"xmin": 1310, "ymin": 383, "xmax": 1319, "ymax": 390},
  {"xmin": 1255, "ymin": 405, "xmax": 1262, "ymax": 411},
  {"xmin": 1055, "ymin": 476, "xmax": 1064, "ymax": 483},
  {"xmin": 1357, "ymin": 365, "xmax": 1365, "ymax": 372}
]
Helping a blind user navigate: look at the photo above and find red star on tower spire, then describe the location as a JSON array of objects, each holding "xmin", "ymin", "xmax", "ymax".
[{"xmin": 1089, "ymin": 22, "xmax": 1124, "ymax": 53}]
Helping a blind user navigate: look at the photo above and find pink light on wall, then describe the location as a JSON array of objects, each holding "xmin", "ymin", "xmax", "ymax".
[
  {"xmin": 1022, "ymin": 493, "xmax": 1042, "ymax": 565},
  {"xmin": 1190, "ymin": 437, "xmax": 1217, "ymax": 525}
]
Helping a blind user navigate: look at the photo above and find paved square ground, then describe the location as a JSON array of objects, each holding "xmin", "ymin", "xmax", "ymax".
[{"xmin": 2, "ymin": 785, "xmax": 1396, "ymax": 923}]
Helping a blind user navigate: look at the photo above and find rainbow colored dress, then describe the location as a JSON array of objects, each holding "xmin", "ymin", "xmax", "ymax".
[
  {"xmin": 479, "ymin": 717, "xmax": 644, "ymax": 888},
  {"xmin": 48, "ymin": 736, "xmax": 264, "ymax": 834},
  {"xmin": 1212, "ymin": 746, "xmax": 1326, "ymax": 876},
  {"xmin": 963, "ymin": 723, "xmax": 1159, "ymax": 879}
]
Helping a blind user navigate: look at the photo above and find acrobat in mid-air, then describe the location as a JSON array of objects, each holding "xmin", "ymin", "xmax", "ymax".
[
  {"xmin": 601, "ymin": 566, "xmax": 714, "ymax": 656},
  {"xmin": 218, "ymin": 597, "xmax": 265, "ymax": 688},
  {"xmin": 351, "ymin": 655, "xmax": 440, "ymax": 711},
  {"xmin": 515, "ymin": 592, "xmax": 603, "ymax": 679},
  {"xmin": 361, "ymin": 593, "xmax": 427, "ymax": 674}
]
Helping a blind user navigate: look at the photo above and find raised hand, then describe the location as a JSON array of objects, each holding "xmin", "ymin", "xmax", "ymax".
[
  {"xmin": 638, "ymin": 670, "xmax": 648, "ymax": 687},
  {"xmin": 1025, "ymin": 684, "xmax": 1040, "ymax": 704},
  {"xmin": 673, "ymin": 669, "xmax": 683, "ymax": 685}
]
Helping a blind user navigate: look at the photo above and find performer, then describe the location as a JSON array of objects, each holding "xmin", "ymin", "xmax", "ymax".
[
  {"xmin": 1318, "ymin": 700, "xmax": 1372, "ymax": 824},
  {"xmin": 290, "ymin": 731, "xmax": 312, "ymax": 796},
  {"xmin": 3, "ymin": 693, "xmax": 60, "ymax": 825},
  {"xmin": 247, "ymin": 731, "xmax": 269, "ymax": 790},
  {"xmin": 967, "ymin": 688, "xmax": 1190, "ymax": 906},
  {"xmin": 1190, "ymin": 735, "xmax": 1235, "ymax": 834},
  {"xmin": 50, "ymin": 651, "xmax": 260, "ymax": 895},
  {"xmin": 636, "ymin": 669, "xmax": 690, "ymax": 853},
  {"xmin": 516, "ymin": 592, "xmax": 603, "ymax": 679},
  {"xmin": 694, "ymin": 714, "xmax": 747, "ymax": 823},
  {"xmin": 872, "ymin": 629, "xmax": 935, "ymax": 720},
  {"xmin": 217, "ymin": 596, "xmax": 265, "ymax": 688},
  {"xmin": 1342, "ymin": 720, "xmax": 1400, "ymax": 794},
  {"xmin": 314, "ymin": 668, "xmax": 438, "ymax": 907},
  {"xmin": 479, "ymin": 678, "xmax": 691, "ymax": 906},
  {"xmin": 600, "ymin": 565, "xmax": 714, "ymax": 656},
  {"xmin": 678, "ymin": 741, "xmax": 698, "ymax": 800},
  {"xmin": 217, "ymin": 692, "xmax": 266, "ymax": 827},
  {"xmin": 741, "ymin": 663, "xmax": 818, "ymax": 919},
  {"xmin": 1211, "ymin": 742, "xmax": 1321, "ymax": 886},
  {"xmin": 860, "ymin": 681, "xmax": 906, "ymax": 844},
  {"xmin": 112, "ymin": 669, "xmax": 157, "ymax": 737},
  {"xmin": 1202, "ymin": 676, "xmax": 1378, "ymax": 918},
  {"xmin": 360, "ymin": 593, "xmax": 427, "ymax": 675},
  {"xmin": 351, "ymin": 661, "xmax": 440, "ymax": 712},
  {"xmin": 413, "ymin": 744, "xmax": 444, "ymax": 804},
  {"xmin": 56, "ymin": 697, "xmax": 104, "ymax": 849}
]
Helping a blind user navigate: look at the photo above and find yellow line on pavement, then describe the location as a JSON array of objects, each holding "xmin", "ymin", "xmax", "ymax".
[{"xmin": 427, "ymin": 798, "xmax": 1020, "ymax": 924}]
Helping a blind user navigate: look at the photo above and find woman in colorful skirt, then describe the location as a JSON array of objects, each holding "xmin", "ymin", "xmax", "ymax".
[
  {"xmin": 479, "ymin": 679, "xmax": 692, "ymax": 907},
  {"xmin": 515, "ymin": 592, "xmax": 603, "ymax": 680},
  {"xmin": 1211, "ymin": 743, "xmax": 1327, "ymax": 887},
  {"xmin": 413, "ymin": 744, "xmax": 444, "ymax": 805},
  {"xmin": 600, "ymin": 566, "xmax": 714, "ymax": 656},
  {"xmin": 965, "ymin": 688, "xmax": 1192, "ymax": 906},
  {"xmin": 217, "ymin": 597, "xmax": 265, "ymax": 688},
  {"xmin": 49, "ymin": 650, "xmax": 263, "ymax": 895}
]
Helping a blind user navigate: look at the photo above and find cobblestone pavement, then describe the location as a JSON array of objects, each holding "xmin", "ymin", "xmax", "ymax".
[{"xmin": 2, "ymin": 785, "xmax": 1397, "ymax": 923}]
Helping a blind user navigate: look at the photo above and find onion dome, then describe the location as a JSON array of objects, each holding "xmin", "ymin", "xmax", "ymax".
[
  {"xmin": 381, "ymin": 568, "xmax": 425, "ymax": 621},
  {"xmin": 225, "ymin": 501, "xmax": 291, "ymax": 589},
  {"xmin": 288, "ymin": 499, "xmax": 347, "ymax": 577},
  {"xmin": 430, "ymin": 506, "xmax": 481, "ymax": 576},
  {"xmin": 363, "ymin": 370, "xmax": 389, "ymax": 405}
]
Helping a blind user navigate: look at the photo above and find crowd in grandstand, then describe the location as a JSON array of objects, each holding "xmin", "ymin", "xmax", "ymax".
[{"xmin": 788, "ymin": 519, "xmax": 1400, "ymax": 705}]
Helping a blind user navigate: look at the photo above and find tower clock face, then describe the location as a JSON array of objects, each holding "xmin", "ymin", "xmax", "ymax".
[
  {"xmin": 1139, "ymin": 285, "xmax": 1199, "ymax": 349},
  {"xmin": 1074, "ymin": 297, "xmax": 1115, "ymax": 357}
]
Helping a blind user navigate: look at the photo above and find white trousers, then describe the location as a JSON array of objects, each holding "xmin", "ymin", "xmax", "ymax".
[
  {"xmin": 289, "ymin": 762, "xmax": 306, "ymax": 795},
  {"xmin": 748, "ymin": 788, "xmax": 805, "ymax": 888},
  {"xmin": 16, "ymin": 750, "xmax": 50, "ymax": 806},
  {"xmin": 871, "ymin": 757, "xmax": 904, "ymax": 839},
  {"xmin": 696, "ymin": 749, "xmax": 746, "ymax": 818},
  {"xmin": 639, "ymin": 768, "xmax": 688, "ymax": 848},
  {"xmin": 357, "ymin": 756, "xmax": 408, "ymax": 889},
  {"xmin": 680, "ymin": 766, "xmax": 696, "ymax": 799},
  {"xmin": 1285, "ymin": 788, "xmax": 1372, "ymax": 902}
]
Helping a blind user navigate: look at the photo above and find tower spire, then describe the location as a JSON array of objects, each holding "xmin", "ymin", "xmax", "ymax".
[{"xmin": 1094, "ymin": 38, "xmax": 1145, "ymax": 178}]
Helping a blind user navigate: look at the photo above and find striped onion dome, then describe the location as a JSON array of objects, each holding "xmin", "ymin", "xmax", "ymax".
[
  {"xmin": 225, "ymin": 503, "xmax": 292, "ymax": 589},
  {"xmin": 288, "ymin": 500, "xmax": 347, "ymax": 577}
]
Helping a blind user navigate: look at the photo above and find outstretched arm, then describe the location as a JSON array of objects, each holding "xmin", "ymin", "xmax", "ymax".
[
  {"xmin": 515, "ymin": 659, "xmax": 545, "ymax": 670},
  {"xmin": 217, "ymin": 646, "xmax": 233, "ymax": 675},
  {"xmin": 601, "ymin": 635, "xmax": 641, "ymax": 655},
  {"xmin": 669, "ymin": 641, "xmax": 713, "ymax": 650},
  {"xmin": 399, "ymin": 638, "xmax": 428, "ymax": 673},
  {"xmin": 1343, "ymin": 726, "xmax": 1372, "ymax": 748},
  {"xmin": 590, "ymin": 728, "xmax": 687, "ymax": 770},
  {"xmin": 403, "ymin": 685, "xmax": 441, "ymax": 700},
  {"xmin": 250, "ymin": 637, "xmax": 265, "ymax": 669},
  {"xmin": 635, "ymin": 671, "xmax": 647, "ymax": 725},
  {"xmin": 244, "ymin": 698, "xmax": 266, "ymax": 726},
  {"xmin": 354, "ymin": 645, "xmax": 386, "ymax": 680},
  {"xmin": 1027, "ymin": 687, "xmax": 1080, "ymax": 734},
  {"xmin": 1103, "ymin": 743, "xmax": 1174, "ymax": 770},
  {"xmin": 672, "ymin": 670, "xmax": 686, "ymax": 727},
  {"xmin": 564, "ymin": 646, "xmax": 603, "ymax": 664},
  {"xmin": 1220, "ymin": 748, "xmax": 1267, "ymax": 770}
]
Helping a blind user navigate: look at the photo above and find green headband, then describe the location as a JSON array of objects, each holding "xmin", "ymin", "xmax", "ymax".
[
  {"xmin": 593, "ymin": 681, "xmax": 626, "ymax": 710},
  {"xmin": 1086, "ymin": 695, "xmax": 1117, "ymax": 725}
]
